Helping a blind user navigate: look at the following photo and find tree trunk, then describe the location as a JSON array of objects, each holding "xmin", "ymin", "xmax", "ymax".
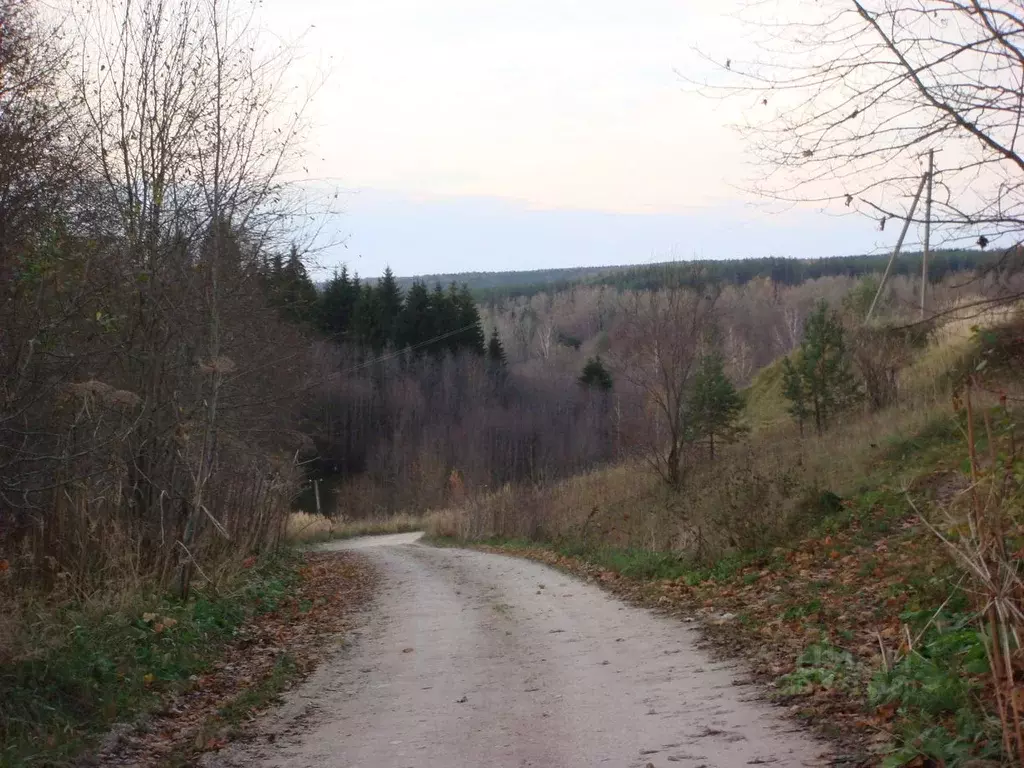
[{"xmin": 667, "ymin": 440, "xmax": 680, "ymax": 489}]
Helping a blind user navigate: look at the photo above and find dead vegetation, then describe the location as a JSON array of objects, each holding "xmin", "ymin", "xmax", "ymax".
[
  {"xmin": 425, "ymin": 395, "xmax": 958, "ymax": 558},
  {"xmin": 285, "ymin": 512, "xmax": 425, "ymax": 544}
]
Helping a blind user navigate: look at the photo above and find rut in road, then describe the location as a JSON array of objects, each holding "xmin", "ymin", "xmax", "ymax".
[{"xmin": 207, "ymin": 534, "xmax": 829, "ymax": 768}]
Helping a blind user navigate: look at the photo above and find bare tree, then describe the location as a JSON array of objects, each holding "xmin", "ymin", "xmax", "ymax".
[
  {"xmin": 69, "ymin": 0, "xmax": 312, "ymax": 593},
  {"xmin": 702, "ymin": 1, "xmax": 1024, "ymax": 256},
  {"xmin": 0, "ymin": 0, "xmax": 316, "ymax": 595},
  {"xmin": 610, "ymin": 286, "xmax": 717, "ymax": 488},
  {"xmin": 0, "ymin": 2, "xmax": 98, "ymax": 543}
]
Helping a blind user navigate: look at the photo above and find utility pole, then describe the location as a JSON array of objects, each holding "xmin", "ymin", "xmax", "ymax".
[
  {"xmin": 866, "ymin": 172, "xmax": 928, "ymax": 323},
  {"xmin": 920, "ymin": 150, "xmax": 934, "ymax": 320}
]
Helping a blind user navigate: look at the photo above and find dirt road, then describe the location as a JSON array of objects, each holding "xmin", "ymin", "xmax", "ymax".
[{"xmin": 208, "ymin": 533, "xmax": 827, "ymax": 768}]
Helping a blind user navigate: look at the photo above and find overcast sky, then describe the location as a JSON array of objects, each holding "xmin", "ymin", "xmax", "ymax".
[{"xmin": 261, "ymin": 0, "xmax": 903, "ymax": 278}]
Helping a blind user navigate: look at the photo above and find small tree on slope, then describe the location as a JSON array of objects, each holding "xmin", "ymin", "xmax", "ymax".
[
  {"xmin": 579, "ymin": 356, "xmax": 613, "ymax": 392},
  {"xmin": 782, "ymin": 300, "xmax": 860, "ymax": 436},
  {"xmin": 688, "ymin": 350, "xmax": 745, "ymax": 460}
]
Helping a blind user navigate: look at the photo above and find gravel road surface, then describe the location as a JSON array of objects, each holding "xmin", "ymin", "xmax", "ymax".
[{"xmin": 207, "ymin": 533, "xmax": 827, "ymax": 768}]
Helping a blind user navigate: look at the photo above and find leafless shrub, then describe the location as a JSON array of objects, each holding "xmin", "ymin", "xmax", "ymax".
[
  {"xmin": 609, "ymin": 284, "xmax": 718, "ymax": 489},
  {"xmin": 849, "ymin": 326, "xmax": 921, "ymax": 411}
]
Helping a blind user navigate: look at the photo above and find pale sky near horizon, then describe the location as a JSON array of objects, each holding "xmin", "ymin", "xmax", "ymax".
[{"xmin": 261, "ymin": 0, "xmax": 905, "ymax": 278}]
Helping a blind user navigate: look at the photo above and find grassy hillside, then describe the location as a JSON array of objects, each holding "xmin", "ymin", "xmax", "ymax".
[{"xmin": 427, "ymin": 310, "xmax": 1024, "ymax": 766}]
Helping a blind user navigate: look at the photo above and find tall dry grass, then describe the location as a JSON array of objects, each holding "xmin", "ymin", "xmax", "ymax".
[
  {"xmin": 284, "ymin": 512, "xmax": 425, "ymax": 545},
  {"xmin": 901, "ymin": 299, "xmax": 1023, "ymax": 401},
  {"xmin": 426, "ymin": 388, "xmax": 992, "ymax": 560}
]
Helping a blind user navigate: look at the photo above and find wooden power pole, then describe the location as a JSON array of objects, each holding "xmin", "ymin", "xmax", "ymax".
[
  {"xmin": 920, "ymin": 150, "xmax": 934, "ymax": 320},
  {"xmin": 866, "ymin": 171, "xmax": 928, "ymax": 323}
]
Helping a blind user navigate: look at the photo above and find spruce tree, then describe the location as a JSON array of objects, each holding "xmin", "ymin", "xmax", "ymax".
[
  {"xmin": 397, "ymin": 280, "xmax": 433, "ymax": 350},
  {"xmin": 487, "ymin": 328, "xmax": 507, "ymax": 367},
  {"xmin": 448, "ymin": 283, "xmax": 485, "ymax": 355},
  {"xmin": 376, "ymin": 267, "xmax": 404, "ymax": 347},
  {"xmin": 687, "ymin": 351, "xmax": 745, "ymax": 460},
  {"xmin": 271, "ymin": 244, "xmax": 318, "ymax": 325},
  {"xmin": 782, "ymin": 300, "xmax": 860, "ymax": 436},
  {"xmin": 781, "ymin": 359, "xmax": 810, "ymax": 436},
  {"xmin": 319, "ymin": 265, "xmax": 357, "ymax": 337},
  {"xmin": 429, "ymin": 283, "xmax": 456, "ymax": 356},
  {"xmin": 579, "ymin": 356, "xmax": 613, "ymax": 392},
  {"xmin": 352, "ymin": 283, "xmax": 385, "ymax": 350},
  {"xmin": 486, "ymin": 328, "xmax": 509, "ymax": 391}
]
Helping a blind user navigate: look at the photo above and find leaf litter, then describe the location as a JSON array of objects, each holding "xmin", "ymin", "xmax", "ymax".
[
  {"xmin": 474, "ymin": 500, "xmax": 977, "ymax": 767},
  {"xmin": 88, "ymin": 551, "xmax": 377, "ymax": 767}
]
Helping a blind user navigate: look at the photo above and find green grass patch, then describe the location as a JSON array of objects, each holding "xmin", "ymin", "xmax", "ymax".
[
  {"xmin": 742, "ymin": 356, "xmax": 791, "ymax": 430},
  {"xmin": 879, "ymin": 415, "xmax": 962, "ymax": 465},
  {"xmin": 582, "ymin": 547, "xmax": 692, "ymax": 581},
  {"xmin": 478, "ymin": 536, "xmax": 698, "ymax": 582},
  {"xmin": 0, "ymin": 555, "xmax": 302, "ymax": 767},
  {"xmin": 213, "ymin": 653, "xmax": 297, "ymax": 734},
  {"xmin": 869, "ymin": 608, "xmax": 1000, "ymax": 767},
  {"xmin": 778, "ymin": 643, "xmax": 858, "ymax": 696},
  {"xmin": 782, "ymin": 598, "xmax": 823, "ymax": 621}
]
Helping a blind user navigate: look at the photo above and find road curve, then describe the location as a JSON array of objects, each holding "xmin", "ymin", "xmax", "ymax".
[{"xmin": 207, "ymin": 534, "xmax": 828, "ymax": 768}]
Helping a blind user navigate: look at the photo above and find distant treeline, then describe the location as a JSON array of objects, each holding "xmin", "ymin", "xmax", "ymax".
[
  {"xmin": 389, "ymin": 265, "xmax": 618, "ymax": 294},
  {"xmin": 386, "ymin": 250, "xmax": 996, "ymax": 304}
]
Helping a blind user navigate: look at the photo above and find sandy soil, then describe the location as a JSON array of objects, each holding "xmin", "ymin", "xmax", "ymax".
[{"xmin": 206, "ymin": 534, "xmax": 829, "ymax": 768}]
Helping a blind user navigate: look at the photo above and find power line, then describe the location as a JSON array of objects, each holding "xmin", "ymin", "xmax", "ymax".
[
  {"xmin": 341, "ymin": 324, "xmax": 480, "ymax": 374},
  {"xmin": 218, "ymin": 322, "xmax": 482, "ymax": 412}
]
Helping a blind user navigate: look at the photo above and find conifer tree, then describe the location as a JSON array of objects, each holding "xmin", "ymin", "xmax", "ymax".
[
  {"xmin": 377, "ymin": 267, "xmax": 404, "ymax": 347},
  {"xmin": 782, "ymin": 300, "xmax": 860, "ymax": 436},
  {"xmin": 579, "ymin": 356, "xmax": 613, "ymax": 392},
  {"xmin": 397, "ymin": 280, "xmax": 433, "ymax": 350},
  {"xmin": 270, "ymin": 244, "xmax": 318, "ymax": 325},
  {"xmin": 782, "ymin": 361, "xmax": 810, "ymax": 436},
  {"xmin": 487, "ymin": 328, "xmax": 507, "ymax": 367},
  {"xmin": 429, "ymin": 283, "xmax": 456, "ymax": 356},
  {"xmin": 319, "ymin": 265, "xmax": 358, "ymax": 337},
  {"xmin": 687, "ymin": 351, "xmax": 745, "ymax": 460},
  {"xmin": 352, "ymin": 283, "xmax": 385, "ymax": 350},
  {"xmin": 452, "ymin": 284, "xmax": 486, "ymax": 355}
]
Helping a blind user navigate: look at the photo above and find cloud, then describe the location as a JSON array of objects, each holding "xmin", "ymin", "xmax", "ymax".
[{"xmin": 260, "ymin": 0, "xmax": 750, "ymax": 212}]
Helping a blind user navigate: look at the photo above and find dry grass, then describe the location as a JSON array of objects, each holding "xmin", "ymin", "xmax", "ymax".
[
  {"xmin": 901, "ymin": 300, "xmax": 1022, "ymax": 401},
  {"xmin": 426, "ymin": 391, "xmax": 985, "ymax": 560},
  {"xmin": 284, "ymin": 512, "xmax": 425, "ymax": 545},
  {"xmin": 429, "ymin": 306, "xmax": 1024, "ymax": 563},
  {"xmin": 745, "ymin": 299, "xmax": 1024, "ymax": 431}
]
